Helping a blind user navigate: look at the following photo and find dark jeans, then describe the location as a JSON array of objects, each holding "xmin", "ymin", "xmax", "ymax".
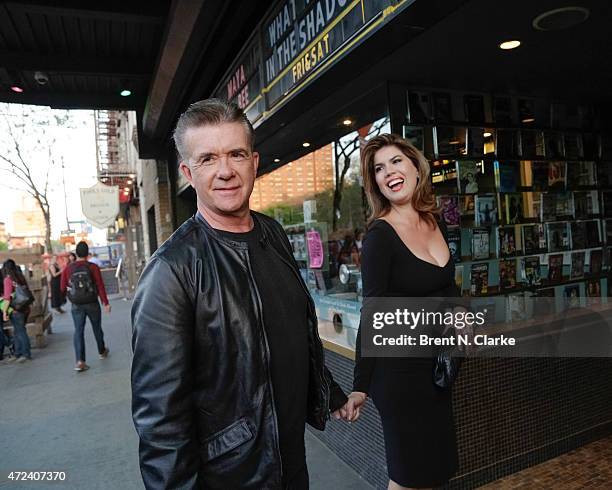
[
  {"xmin": 71, "ymin": 302, "xmax": 106, "ymax": 362},
  {"xmin": 10, "ymin": 310, "xmax": 31, "ymax": 359},
  {"xmin": 0, "ymin": 318, "xmax": 9, "ymax": 359}
]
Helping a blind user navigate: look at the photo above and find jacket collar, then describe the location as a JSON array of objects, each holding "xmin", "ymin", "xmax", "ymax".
[{"xmin": 194, "ymin": 211, "xmax": 269, "ymax": 250}]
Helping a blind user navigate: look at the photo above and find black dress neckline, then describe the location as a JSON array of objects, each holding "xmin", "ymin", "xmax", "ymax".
[{"xmin": 374, "ymin": 218, "xmax": 451, "ymax": 269}]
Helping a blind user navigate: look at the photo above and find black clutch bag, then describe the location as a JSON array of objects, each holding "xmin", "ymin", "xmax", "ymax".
[{"xmin": 433, "ymin": 345, "xmax": 462, "ymax": 389}]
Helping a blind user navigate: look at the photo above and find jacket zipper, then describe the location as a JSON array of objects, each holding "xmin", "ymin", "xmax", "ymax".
[
  {"xmin": 265, "ymin": 238, "xmax": 331, "ymax": 420},
  {"xmin": 243, "ymin": 249, "xmax": 284, "ymax": 483}
]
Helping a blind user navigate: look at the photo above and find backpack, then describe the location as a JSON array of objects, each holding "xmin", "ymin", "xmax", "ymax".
[
  {"xmin": 12, "ymin": 282, "xmax": 35, "ymax": 310},
  {"xmin": 68, "ymin": 263, "xmax": 98, "ymax": 305}
]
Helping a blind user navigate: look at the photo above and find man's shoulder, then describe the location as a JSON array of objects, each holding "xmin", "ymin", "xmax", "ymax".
[
  {"xmin": 252, "ymin": 211, "xmax": 284, "ymax": 235},
  {"xmin": 150, "ymin": 216, "xmax": 203, "ymax": 264}
]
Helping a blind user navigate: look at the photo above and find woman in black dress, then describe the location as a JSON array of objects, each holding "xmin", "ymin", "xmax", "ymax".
[
  {"xmin": 48, "ymin": 256, "xmax": 65, "ymax": 313},
  {"xmin": 346, "ymin": 134, "xmax": 459, "ymax": 489}
]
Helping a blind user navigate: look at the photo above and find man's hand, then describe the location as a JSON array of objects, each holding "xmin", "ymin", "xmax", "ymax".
[
  {"xmin": 2, "ymin": 312, "xmax": 8, "ymax": 322},
  {"xmin": 104, "ymin": 304, "xmax": 112, "ymax": 314},
  {"xmin": 342, "ymin": 392, "xmax": 367, "ymax": 422}
]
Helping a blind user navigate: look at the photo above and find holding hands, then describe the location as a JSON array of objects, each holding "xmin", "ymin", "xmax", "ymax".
[{"xmin": 333, "ymin": 391, "xmax": 367, "ymax": 423}]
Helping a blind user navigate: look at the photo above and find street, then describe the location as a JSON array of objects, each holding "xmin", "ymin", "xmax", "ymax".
[{"xmin": 0, "ymin": 297, "xmax": 371, "ymax": 489}]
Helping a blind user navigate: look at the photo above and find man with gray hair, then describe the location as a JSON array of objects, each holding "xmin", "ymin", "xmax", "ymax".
[{"xmin": 131, "ymin": 98, "xmax": 347, "ymax": 489}]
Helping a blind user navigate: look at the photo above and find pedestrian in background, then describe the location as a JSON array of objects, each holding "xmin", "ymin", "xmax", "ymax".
[
  {"xmin": 61, "ymin": 241, "xmax": 111, "ymax": 372},
  {"xmin": 48, "ymin": 255, "xmax": 65, "ymax": 314},
  {"xmin": 2, "ymin": 259, "xmax": 33, "ymax": 363}
]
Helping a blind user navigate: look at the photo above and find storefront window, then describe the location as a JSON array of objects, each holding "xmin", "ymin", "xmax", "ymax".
[{"xmin": 251, "ymin": 116, "xmax": 390, "ymax": 330}]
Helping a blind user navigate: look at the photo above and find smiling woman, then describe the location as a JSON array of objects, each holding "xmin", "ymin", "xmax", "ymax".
[{"xmin": 349, "ymin": 133, "xmax": 460, "ymax": 490}]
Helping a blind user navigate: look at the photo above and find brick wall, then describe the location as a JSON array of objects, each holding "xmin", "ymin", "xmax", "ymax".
[{"xmin": 312, "ymin": 350, "xmax": 612, "ymax": 489}]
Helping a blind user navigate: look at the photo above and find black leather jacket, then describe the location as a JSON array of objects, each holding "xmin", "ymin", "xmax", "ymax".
[{"xmin": 131, "ymin": 212, "xmax": 347, "ymax": 489}]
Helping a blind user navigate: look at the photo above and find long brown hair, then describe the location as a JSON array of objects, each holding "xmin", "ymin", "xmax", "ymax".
[{"xmin": 361, "ymin": 133, "xmax": 439, "ymax": 228}]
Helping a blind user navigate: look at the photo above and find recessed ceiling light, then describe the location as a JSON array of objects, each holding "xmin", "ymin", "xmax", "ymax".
[
  {"xmin": 120, "ymin": 89, "xmax": 132, "ymax": 97},
  {"xmin": 499, "ymin": 40, "xmax": 521, "ymax": 50},
  {"xmin": 302, "ymin": 142, "xmax": 311, "ymax": 148},
  {"xmin": 483, "ymin": 132, "xmax": 492, "ymax": 137},
  {"xmin": 10, "ymin": 86, "xmax": 24, "ymax": 93},
  {"xmin": 521, "ymin": 117, "xmax": 535, "ymax": 123},
  {"xmin": 274, "ymin": 158, "xmax": 280, "ymax": 163},
  {"xmin": 533, "ymin": 7, "xmax": 589, "ymax": 31},
  {"xmin": 126, "ymin": 180, "xmax": 133, "ymax": 184},
  {"xmin": 343, "ymin": 119, "xmax": 352, "ymax": 126}
]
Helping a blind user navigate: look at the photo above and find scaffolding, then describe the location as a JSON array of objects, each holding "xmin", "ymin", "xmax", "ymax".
[{"xmin": 94, "ymin": 110, "xmax": 131, "ymax": 179}]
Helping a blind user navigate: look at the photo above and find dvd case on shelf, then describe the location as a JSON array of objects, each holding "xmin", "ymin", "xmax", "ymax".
[
  {"xmin": 573, "ymin": 191, "xmax": 599, "ymax": 218},
  {"xmin": 499, "ymin": 259, "xmax": 517, "ymax": 290},
  {"xmin": 568, "ymin": 162, "xmax": 596, "ymax": 188},
  {"xmin": 438, "ymin": 195, "xmax": 460, "ymax": 226},
  {"xmin": 557, "ymin": 192, "xmax": 574, "ymax": 218},
  {"xmin": 508, "ymin": 292, "xmax": 528, "ymax": 321},
  {"xmin": 407, "ymin": 91, "xmax": 432, "ymax": 123},
  {"xmin": 493, "ymin": 96, "xmax": 514, "ymax": 124},
  {"xmin": 586, "ymin": 219, "xmax": 601, "ymax": 247},
  {"xmin": 497, "ymin": 226, "xmax": 517, "ymax": 257},
  {"xmin": 456, "ymin": 160, "xmax": 481, "ymax": 194},
  {"xmin": 602, "ymin": 191, "xmax": 612, "ymax": 216},
  {"xmin": 432, "ymin": 92, "xmax": 452, "ymax": 122},
  {"xmin": 586, "ymin": 279, "xmax": 601, "ymax": 299},
  {"xmin": 472, "ymin": 228, "xmax": 490, "ymax": 260},
  {"xmin": 589, "ymin": 249, "xmax": 603, "ymax": 275},
  {"xmin": 564, "ymin": 284, "xmax": 580, "ymax": 309},
  {"xmin": 596, "ymin": 162, "xmax": 612, "ymax": 188},
  {"xmin": 403, "ymin": 125, "xmax": 425, "ymax": 153},
  {"xmin": 564, "ymin": 133, "xmax": 584, "ymax": 159},
  {"xmin": 501, "ymin": 193, "xmax": 524, "ymax": 224},
  {"xmin": 470, "ymin": 262, "xmax": 489, "ymax": 296},
  {"xmin": 466, "ymin": 127, "xmax": 485, "ymax": 156},
  {"xmin": 571, "ymin": 221, "xmax": 587, "ymax": 250},
  {"xmin": 460, "ymin": 195, "xmax": 475, "ymax": 224},
  {"xmin": 496, "ymin": 129, "xmax": 518, "ymax": 158},
  {"xmin": 548, "ymin": 161, "xmax": 567, "ymax": 189},
  {"xmin": 455, "ymin": 264, "xmax": 464, "ymax": 292},
  {"xmin": 475, "ymin": 194, "xmax": 498, "ymax": 226},
  {"xmin": 495, "ymin": 161, "xmax": 519, "ymax": 192},
  {"xmin": 519, "ymin": 130, "xmax": 545, "ymax": 158},
  {"xmin": 531, "ymin": 161, "xmax": 549, "ymax": 191},
  {"xmin": 522, "ymin": 223, "xmax": 547, "ymax": 254},
  {"xmin": 570, "ymin": 251, "xmax": 586, "ymax": 279},
  {"xmin": 448, "ymin": 227, "xmax": 461, "ymax": 263},
  {"xmin": 434, "ymin": 126, "xmax": 467, "ymax": 158},
  {"xmin": 544, "ymin": 132, "xmax": 565, "ymax": 158},
  {"xmin": 547, "ymin": 253, "xmax": 564, "ymax": 283},
  {"xmin": 541, "ymin": 193, "xmax": 556, "ymax": 222},
  {"xmin": 522, "ymin": 256, "xmax": 542, "ymax": 286},
  {"xmin": 547, "ymin": 222, "xmax": 570, "ymax": 252}
]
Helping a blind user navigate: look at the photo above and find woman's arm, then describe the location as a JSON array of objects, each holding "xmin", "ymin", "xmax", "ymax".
[{"xmin": 353, "ymin": 222, "xmax": 393, "ymax": 395}]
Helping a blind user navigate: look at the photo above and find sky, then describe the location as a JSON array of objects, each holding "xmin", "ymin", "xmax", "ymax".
[{"xmin": 0, "ymin": 104, "xmax": 107, "ymax": 245}]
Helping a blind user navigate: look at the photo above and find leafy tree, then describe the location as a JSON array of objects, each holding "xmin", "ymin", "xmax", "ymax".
[
  {"xmin": 331, "ymin": 117, "xmax": 389, "ymax": 231},
  {"xmin": 0, "ymin": 241, "xmax": 8, "ymax": 251}
]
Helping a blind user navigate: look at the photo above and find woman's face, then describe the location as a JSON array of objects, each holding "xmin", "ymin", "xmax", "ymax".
[{"xmin": 373, "ymin": 145, "xmax": 419, "ymax": 206}]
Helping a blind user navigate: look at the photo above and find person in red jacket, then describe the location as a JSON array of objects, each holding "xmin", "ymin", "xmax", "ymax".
[{"xmin": 61, "ymin": 241, "xmax": 111, "ymax": 372}]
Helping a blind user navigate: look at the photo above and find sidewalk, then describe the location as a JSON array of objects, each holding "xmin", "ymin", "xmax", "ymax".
[{"xmin": 0, "ymin": 298, "xmax": 372, "ymax": 489}]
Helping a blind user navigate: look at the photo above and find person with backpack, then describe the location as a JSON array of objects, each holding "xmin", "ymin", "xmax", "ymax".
[
  {"xmin": 60, "ymin": 241, "xmax": 111, "ymax": 372},
  {"xmin": 2, "ymin": 259, "xmax": 33, "ymax": 363}
]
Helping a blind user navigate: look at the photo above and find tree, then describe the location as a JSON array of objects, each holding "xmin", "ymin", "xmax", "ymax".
[
  {"xmin": 0, "ymin": 241, "xmax": 7, "ymax": 251},
  {"xmin": 331, "ymin": 117, "xmax": 389, "ymax": 231},
  {"xmin": 0, "ymin": 104, "xmax": 71, "ymax": 253}
]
